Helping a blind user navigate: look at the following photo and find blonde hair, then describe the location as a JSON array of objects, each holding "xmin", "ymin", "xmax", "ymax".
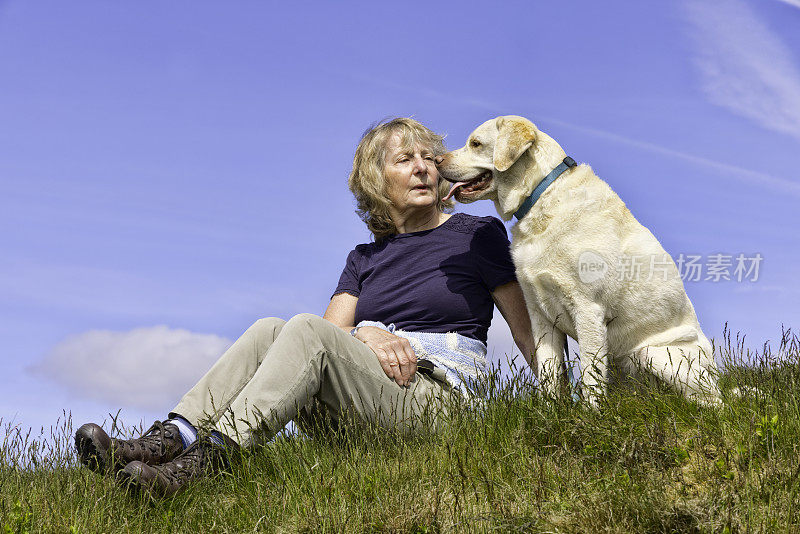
[{"xmin": 348, "ymin": 117, "xmax": 454, "ymax": 241}]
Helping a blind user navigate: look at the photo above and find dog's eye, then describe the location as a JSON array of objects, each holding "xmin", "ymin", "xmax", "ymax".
[{"xmin": 469, "ymin": 139, "xmax": 481, "ymax": 148}]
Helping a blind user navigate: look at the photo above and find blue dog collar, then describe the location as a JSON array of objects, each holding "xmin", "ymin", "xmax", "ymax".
[{"xmin": 513, "ymin": 156, "xmax": 577, "ymax": 220}]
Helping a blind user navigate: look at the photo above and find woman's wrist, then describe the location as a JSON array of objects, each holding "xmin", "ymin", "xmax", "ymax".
[
  {"xmin": 351, "ymin": 325, "xmax": 388, "ymax": 342},
  {"xmin": 353, "ymin": 320, "xmax": 396, "ymax": 334}
]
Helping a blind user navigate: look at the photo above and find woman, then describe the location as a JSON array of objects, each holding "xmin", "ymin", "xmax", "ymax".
[{"xmin": 75, "ymin": 118, "xmax": 535, "ymax": 496}]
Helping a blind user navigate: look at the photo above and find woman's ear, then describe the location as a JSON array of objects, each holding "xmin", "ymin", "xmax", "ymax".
[{"xmin": 493, "ymin": 116, "xmax": 537, "ymax": 172}]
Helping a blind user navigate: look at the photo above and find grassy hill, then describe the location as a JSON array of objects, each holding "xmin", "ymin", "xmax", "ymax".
[{"xmin": 2, "ymin": 327, "xmax": 799, "ymax": 533}]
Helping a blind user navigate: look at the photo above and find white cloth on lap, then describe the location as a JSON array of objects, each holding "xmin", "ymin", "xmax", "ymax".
[{"xmin": 355, "ymin": 320, "xmax": 487, "ymax": 393}]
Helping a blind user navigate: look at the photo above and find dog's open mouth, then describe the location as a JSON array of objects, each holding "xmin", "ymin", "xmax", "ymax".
[{"xmin": 443, "ymin": 171, "xmax": 492, "ymax": 201}]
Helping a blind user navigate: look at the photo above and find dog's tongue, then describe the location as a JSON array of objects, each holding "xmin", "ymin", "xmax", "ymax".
[{"xmin": 443, "ymin": 181, "xmax": 469, "ymax": 201}]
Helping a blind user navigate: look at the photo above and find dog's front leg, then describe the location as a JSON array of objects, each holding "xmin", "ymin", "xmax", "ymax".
[
  {"xmin": 530, "ymin": 310, "xmax": 567, "ymax": 397},
  {"xmin": 574, "ymin": 304, "xmax": 609, "ymax": 408}
]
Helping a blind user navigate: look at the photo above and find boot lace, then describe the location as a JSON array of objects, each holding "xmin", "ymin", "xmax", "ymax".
[
  {"xmin": 120, "ymin": 420, "xmax": 173, "ymax": 456},
  {"xmin": 156, "ymin": 439, "xmax": 209, "ymax": 485}
]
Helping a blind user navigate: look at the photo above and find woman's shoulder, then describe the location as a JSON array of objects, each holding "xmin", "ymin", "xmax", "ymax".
[
  {"xmin": 445, "ymin": 212, "xmax": 507, "ymax": 235},
  {"xmin": 347, "ymin": 239, "xmax": 389, "ymax": 260}
]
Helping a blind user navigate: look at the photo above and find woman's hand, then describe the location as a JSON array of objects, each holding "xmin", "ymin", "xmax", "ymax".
[
  {"xmin": 354, "ymin": 326, "xmax": 417, "ymax": 387},
  {"xmin": 323, "ymin": 293, "xmax": 417, "ymax": 387}
]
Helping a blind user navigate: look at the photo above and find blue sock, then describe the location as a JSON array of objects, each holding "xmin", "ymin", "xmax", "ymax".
[
  {"xmin": 167, "ymin": 416, "xmax": 226, "ymax": 447},
  {"xmin": 166, "ymin": 416, "xmax": 197, "ymax": 449}
]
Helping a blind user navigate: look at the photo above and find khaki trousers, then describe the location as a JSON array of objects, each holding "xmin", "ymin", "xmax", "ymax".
[{"xmin": 170, "ymin": 313, "xmax": 454, "ymax": 446}]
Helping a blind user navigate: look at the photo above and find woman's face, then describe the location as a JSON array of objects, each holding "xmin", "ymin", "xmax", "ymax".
[{"xmin": 383, "ymin": 133, "xmax": 440, "ymax": 214}]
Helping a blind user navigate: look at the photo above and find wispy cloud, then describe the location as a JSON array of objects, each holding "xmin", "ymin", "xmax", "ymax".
[
  {"xmin": 29, "ymin": 326, "xmax": 232, "ymax": 411},
  {"xmin": 353, "ymin": 72, "xmax": 800, "ymax": 199},
  {"xmin": 683, "ymin": 0, "xmax": 800, "ymax": 141},
  {"xmin": 776, "ymin": 0, "xmax": 800, "ymax": 9},
  {"xmin": 542, "ymin": 117, "xmax": 800, "ymax": 198}
]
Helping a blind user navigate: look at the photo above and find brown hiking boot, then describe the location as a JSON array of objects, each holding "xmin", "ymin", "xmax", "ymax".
[
  {"xmin": 118, "ymin": 435, "xmax": 238, "ymax": 497},
  {"xmin": 75, "ymin": 420, "xmax": 185, "ymax": 474}
]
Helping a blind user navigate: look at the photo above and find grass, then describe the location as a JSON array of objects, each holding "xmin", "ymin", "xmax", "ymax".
[{"xmin": 2, "ymin": 325, "xmax": 799, "ymax": 533}]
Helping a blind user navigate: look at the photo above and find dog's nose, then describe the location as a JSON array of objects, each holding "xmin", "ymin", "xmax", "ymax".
[{"xmin": 434, "ymin": 155, "xmax": 444, "ymax": 165}]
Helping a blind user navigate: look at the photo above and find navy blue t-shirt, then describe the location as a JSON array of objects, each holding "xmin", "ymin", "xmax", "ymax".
[{"xmin": 333, "ymin": 213, "xmax": 516, "ymax": 345}]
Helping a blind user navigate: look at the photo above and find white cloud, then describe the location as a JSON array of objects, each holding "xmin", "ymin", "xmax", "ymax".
[
  {"xmin": 30, "ymin": 326, "xmax": 232, "ymax": 411},
  {"xmin": 683, "ymin": 0, "xmax": 800, "ymax": 141}
]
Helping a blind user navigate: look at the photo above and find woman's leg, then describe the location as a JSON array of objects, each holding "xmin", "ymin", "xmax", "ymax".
[
  {"xmin": 115, "ymin": 313, "xmax": 454, "ymax": 496},
  {"xmin": 215, "ymin": 313, "xmax": 453, "ymax": 446},
  {"xmin": 170, "ymin": 317, "xmax": 286, "ymax": 427}
]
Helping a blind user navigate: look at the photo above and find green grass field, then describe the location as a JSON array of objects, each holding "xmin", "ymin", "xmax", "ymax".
[{"xmin": 2, "ymin": 326, "xmax": 799, "ymax": 533}]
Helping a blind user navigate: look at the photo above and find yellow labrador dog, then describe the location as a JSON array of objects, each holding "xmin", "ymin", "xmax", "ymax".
[{"xmin": 438, "ymin": 115, "xmax": 721, "ymax": 406}]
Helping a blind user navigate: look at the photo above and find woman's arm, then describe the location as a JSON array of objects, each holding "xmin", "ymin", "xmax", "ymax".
[
  {"xmin": 324, "ymin": 293, "xmax": 417, "ymax": 387},
  {"xmin": 491, "ymin": 281, "xmax": 536, "ymax": 368},
  {"xmin": 323, "ymin": 292, "xmax": 359, "ymax": 331}
]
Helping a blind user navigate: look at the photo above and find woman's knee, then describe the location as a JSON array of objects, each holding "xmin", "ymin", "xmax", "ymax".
[
  {"xmin": 247, "ymin": 317, "xmax": 287, "ymax": 339},
  {"xmin": 283, "ymin": 313, "xmax": 329, "ymax": 333},
  {"xmin": 281, "ymin": 313, "xmax": 342, "ymax": 342},
  {"xmin": 273, "ymin": 314, "xmax": 343, "ymax": 354}
]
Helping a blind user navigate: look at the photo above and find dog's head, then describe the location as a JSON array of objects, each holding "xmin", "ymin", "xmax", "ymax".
[{"xmin": 438, "ymin": 115, "xmax": 566, "ymax": 220}]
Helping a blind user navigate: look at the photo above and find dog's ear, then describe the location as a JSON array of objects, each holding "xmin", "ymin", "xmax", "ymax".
[{"xmin": 493, "ymin": 116, "xmax": 537, "ymax": 172}]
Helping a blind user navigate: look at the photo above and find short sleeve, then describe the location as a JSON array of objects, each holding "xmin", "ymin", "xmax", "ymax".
[
  {"xmin": 472, "ymin": 217, "xmax": 517, "ymax": 291},
  {"xmin": 332, "ymin": 247, "xmax": 363, "ymax": 298}
]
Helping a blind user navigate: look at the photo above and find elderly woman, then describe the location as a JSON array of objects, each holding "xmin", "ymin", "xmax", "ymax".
[{"xmin": 75, "ymin": 118, "xmax": 535, "ymax": 495}]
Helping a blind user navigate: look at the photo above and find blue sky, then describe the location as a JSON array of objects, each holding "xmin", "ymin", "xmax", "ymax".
[{"xmin": 1, "ymin": 0, "xmax": 799, "ymax": 435}]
